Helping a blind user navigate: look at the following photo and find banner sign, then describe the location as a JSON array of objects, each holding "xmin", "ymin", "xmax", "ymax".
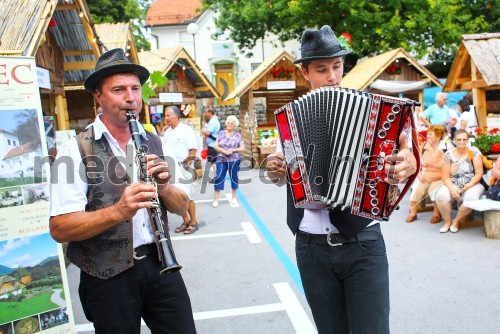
[{"xmin": 0, "ymin": 56, "xmax": 75, "ymax": 333}]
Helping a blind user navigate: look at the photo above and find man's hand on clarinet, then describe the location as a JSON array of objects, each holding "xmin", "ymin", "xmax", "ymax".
[
  {"xmin": 145, "ymin": 154, "xmax": 172, "ymax": 185},
  {"xmin": 266, "ymin": 152, "xmax": 287, "ymax": 186},
  {"xmin": 116, "ymin": 183, "xmax": 157, "ymax": 220},
  {"xmin": 384, "ymin": 133, "xmax": 417, "ymax": 184}
]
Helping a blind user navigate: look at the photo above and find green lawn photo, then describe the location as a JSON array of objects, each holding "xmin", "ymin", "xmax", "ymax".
[{"xmin": 0, "ymin": 291, "xmax": 60, "ymax": 324}]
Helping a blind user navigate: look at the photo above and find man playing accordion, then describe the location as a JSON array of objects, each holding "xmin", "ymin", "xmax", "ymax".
[{"xmin": 267, "ymin": 25, "xmax": 417, "ymax": 334}]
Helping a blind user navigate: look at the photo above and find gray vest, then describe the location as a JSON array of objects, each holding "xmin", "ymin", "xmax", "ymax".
[{"xmin": 66, "ymin": 126, "xmax": 169, "ymax": 279}]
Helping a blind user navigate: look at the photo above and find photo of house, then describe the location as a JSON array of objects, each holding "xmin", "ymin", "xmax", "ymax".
[{"xmin": 0, "ymin": 110, "xmax": 43, "ymax": 187}]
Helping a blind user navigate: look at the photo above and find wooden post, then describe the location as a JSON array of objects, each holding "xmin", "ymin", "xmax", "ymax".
[
  {"xmin": 484, "ymin": 210, "xmax": 500, "ymax": 239},
  {"xmin": 471, "ymin": 61, "xmax": 487, "ymax": 129},
  {"xmin": 55, "ymin": 95, "xmax": 69, "ymax": 130}
]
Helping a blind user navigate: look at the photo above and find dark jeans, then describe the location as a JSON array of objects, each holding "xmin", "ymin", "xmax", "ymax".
[
  {"xmin": 214, "ymin": 160, "xmax": 240, "ymax": 191},
  {"xmin": 79, "ymin": 256, "xmax": 196, "ymax": 334},
  {"xmin": 296, "ymin": 231, "xmax": 390, "ymax": 334}
]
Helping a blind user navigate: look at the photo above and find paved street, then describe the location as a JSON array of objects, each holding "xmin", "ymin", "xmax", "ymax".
[{"xmin": 66, "ymin": 168, "xmax": 500, "ymax": 334}]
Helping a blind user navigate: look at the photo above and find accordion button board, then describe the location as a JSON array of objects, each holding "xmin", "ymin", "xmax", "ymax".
[{"xmin": 274, "ymin": 86, "xmax": 421, "ymax": 221}]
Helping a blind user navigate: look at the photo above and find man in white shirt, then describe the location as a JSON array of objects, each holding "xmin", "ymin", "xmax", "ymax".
[
  {"xmin": 49, "ymin": 48, "xmax": 196, "ymax": 333},
  {"xmin": 163, "ymin": 106, "xmax": 199, "ymax": 234}
]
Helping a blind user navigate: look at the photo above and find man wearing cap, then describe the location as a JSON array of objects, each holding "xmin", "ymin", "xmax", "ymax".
[
  {"xmin": 267, "ymin": 26, "xmax": 417, "ymax": 333},
  {"xmin": 49, "ymin": 49, "xmax": 197, "ymax": 333}
]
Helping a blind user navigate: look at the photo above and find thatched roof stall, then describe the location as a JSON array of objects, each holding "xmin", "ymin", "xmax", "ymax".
[
  {"xmin": 64, "ymin": 22, "xmax": 141, "ymax": 133},
  {"xmin": 138, "ymin": 46, "xmax": 219, "ymax": 125},
  {"xmin": 443, "ymin": 33, "xmax": 500, "ymax": 129},
  {"xmin": 225, "ymin": 51, "xmax": 309, "ymax": 166},
  {"xmin": 342, "ymin": 48, "xmax": 443, "ymax": 103},
  {"xmin": 0, "ymin": 0, "xmax": 102, "ymax": 131},
  {"xmin": 95, "ymin": 23, "xmax": 139, "ymax": 64},
  {"xmin": 139, "ymin": 46, "xmax": 219, "ymax": 98}
]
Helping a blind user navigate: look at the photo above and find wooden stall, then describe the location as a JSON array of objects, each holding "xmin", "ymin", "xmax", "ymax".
[
  {"xmin": 224, "ymin": 51, "xmax": 310, "ymax": 167},
  {"xmin": 0, "ymin": 0, "xmax": 103, "ymax": 132},
  {"xmin": 138, "ymin": 46, "xmax": 220, "ymax": 135},
  {"xmin": 341, "ymin": 48, "xmax": 443, "ymax": 103},
  {"xmin": 443, "ymin": 33, "xmax": 500, "ymax": 129},
  {"xmin": 64, "ymin": 22, "xmax": 141, "ymax": 132}
]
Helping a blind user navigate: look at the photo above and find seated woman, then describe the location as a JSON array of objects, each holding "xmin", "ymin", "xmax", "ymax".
[
  {"xmin": 406, "ymin": 125, "xmax": 446, "ymax": 223},
  {"xmin": 435, "ymin": 129, "xmax": 485, "ymax": 233}
]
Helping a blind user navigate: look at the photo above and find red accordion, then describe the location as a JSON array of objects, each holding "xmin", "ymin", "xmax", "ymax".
[{"xmin": 274, "ymin": 86, "xmax": 420, "ymax": 221}]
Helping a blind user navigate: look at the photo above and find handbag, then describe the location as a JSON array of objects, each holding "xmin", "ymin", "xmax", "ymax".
[{"xmin": 487, "ymin": 183, "xmax": 500, "ymax": 201}]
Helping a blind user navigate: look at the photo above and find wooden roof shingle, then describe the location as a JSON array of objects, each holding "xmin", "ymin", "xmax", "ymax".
[{"xmin": 444, "ymin": 32, "xmax": 500, "ymax": 92}]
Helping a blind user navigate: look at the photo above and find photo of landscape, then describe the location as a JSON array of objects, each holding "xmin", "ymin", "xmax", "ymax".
[{"xmin": 0, "ymin": 234, "xmax": 65, "ymax": 327}]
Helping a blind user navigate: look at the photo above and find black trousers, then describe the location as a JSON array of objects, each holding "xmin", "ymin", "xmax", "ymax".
[{"xmin": 79, "ymin": 256, "xmax": 197, "ymax": 334}]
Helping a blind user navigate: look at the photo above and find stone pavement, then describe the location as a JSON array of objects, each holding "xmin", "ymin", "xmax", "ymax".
[{"xmin": 66, "ymin": 168, "xmax": 500, "ymax": 334}]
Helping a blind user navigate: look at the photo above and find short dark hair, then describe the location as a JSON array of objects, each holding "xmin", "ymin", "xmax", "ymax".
[
  {"xmin": 166, "ymin": 105, "xmax": 181, "ymax": 118},
  {"xmin": 301, "ymin": 57, "xmax": 344, "ymax": 71},
  {"xmin": 206, "ymin": 107, "xmax": 215, "ymax": 115},
  {"xmin": 457, "ymin": 99, "xmax": 470, "ymax": 112}
]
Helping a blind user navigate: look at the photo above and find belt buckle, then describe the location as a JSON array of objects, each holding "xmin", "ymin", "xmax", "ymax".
[
  {"xmin": 327, "ymin": 231, "xmax": 343, "ymax": 247},
  {"xmin": 133, "ymin": 250, "xmax": 147, "ymax": 260}
]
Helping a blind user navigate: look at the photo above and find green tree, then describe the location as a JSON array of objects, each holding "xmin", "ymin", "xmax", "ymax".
[
  {"xmin": 10, "ymin": 267, "xmax": 30, "ymax": 280},
  {"xmin": 14, "ymin": 109, "xmax": 40, "ymax": 147},
  {"xmin": 203, "ymin": 0, "xmax": 496, "ymax": 60},
  {"xmin": 87, "ymin": 0, "xmax": 151, "ymax": 51},
  {"xmin": 31, "ymin": 267, "xmax": 49, "ymax": 281}
]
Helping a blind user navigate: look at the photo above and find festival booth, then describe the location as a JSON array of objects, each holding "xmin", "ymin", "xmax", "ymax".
[
  {"xmin": 341, "ymin": 48, "xmax": 443, "ymax": 103},
  {"xmin": 0, "ymin": 0, "xmax": 103, "ymax": 132},
  {"xmin": 63, "ymin": 22, "xmax": 141, "ymax": 133},
  {"xmin": 224, "ymin": 51, "xmax": 310, "ymax": 167},
  {"xmin": 138, "ymin": 46, "xmax": 220, "ymax": 136},
  {"xmin": 443, "ymin": 33, "xmax": 500, "ymax": 237},
  {"xmin": 443, "ymin": 33, "xmax": 500, "ymax": 130}
]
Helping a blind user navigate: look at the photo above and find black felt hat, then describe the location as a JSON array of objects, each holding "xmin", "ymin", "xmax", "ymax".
[
  {"xmin": 293, "ymin": 25, "xmax": 352, "ymax": 64},
  {"xmin": 84, "ymin": 48, "xmax": 149, "ymax": 93}
]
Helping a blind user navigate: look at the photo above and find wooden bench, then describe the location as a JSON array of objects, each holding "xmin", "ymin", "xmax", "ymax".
[{"xmin": 462, "ymin": 199, "xmax": 500, "ymax": 238}]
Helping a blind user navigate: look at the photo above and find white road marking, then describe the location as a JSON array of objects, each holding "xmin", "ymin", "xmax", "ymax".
[
  {"xmin": 171, "ymin": 222, "xmax": 261, "ymax": 243},
  {"xmin": 193, "ymin": 303, "xmax": 285, "ymax": 320},
  {"xmin": 171, "ymin": 231, "xmax": 246, "ymax": 241},
  {"xmin": 241, "ymin": 221, "xmax": 262, "ymax": 243},
  {"xmin": 194, "ymin": 198, "xmax": 228, "ymax": 203},
  {"xmin": 274, "ymin": 282, "xmax": 317, "ymax": 333}
]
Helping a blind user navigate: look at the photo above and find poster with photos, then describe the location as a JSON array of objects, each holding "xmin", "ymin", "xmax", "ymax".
[{"xmin": 0, "ymin": 56, "xmax": 75, "ymax": 333}]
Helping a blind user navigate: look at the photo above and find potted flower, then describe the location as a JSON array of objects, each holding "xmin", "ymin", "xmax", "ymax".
[{"xmin": 472, "ymin": 127, "xmax": 500, "ymax": 154}]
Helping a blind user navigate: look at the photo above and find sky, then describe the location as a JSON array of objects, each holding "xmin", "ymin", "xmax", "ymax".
[
  {"xmin": 0, "ymin": 233, "xmax": 58, "ymax": 269},
  {"xmin": 0, "ymin": 109, "xmax": 22, "ymax": 133}
]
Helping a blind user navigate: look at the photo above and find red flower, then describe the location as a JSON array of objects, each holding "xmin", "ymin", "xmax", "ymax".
[
  {"xmin": 491, "ymin": 143, "xmax": 500, "ymax": 153},
  {"xmin": 489, "ymin": 128, "xmax": 499, "ymax": 135},
  {"xmin": 474, "ymin": 128, "xmax": 483, "ymax": 134}
]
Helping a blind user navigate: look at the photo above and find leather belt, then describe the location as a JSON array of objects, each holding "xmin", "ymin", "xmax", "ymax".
[
  {"xmin": 133, "ymin": 243, "xmax": 157, "ymax": 260},
  {"xmin": 296, "ymin": 224, "xmax": 381, "ymax": 247}
]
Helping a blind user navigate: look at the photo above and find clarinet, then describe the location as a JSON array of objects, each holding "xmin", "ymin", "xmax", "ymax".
[{"xmin": 126, "ymin": 110, "xmax": 182, "ymax": 274}]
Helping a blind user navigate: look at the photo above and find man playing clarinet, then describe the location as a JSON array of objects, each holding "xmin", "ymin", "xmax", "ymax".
[
  {"xmin": 49, "ymin": 48, "xmax": 197, "ymax": 334},
  {"xmin": 267, "ymin": 25, "xmax": 417, "ymax": 334}
]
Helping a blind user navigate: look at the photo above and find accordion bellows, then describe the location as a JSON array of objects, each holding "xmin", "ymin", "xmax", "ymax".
[{"xmin": 275, "ymin": 86, "xmax": 420, "ymax": 221}]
